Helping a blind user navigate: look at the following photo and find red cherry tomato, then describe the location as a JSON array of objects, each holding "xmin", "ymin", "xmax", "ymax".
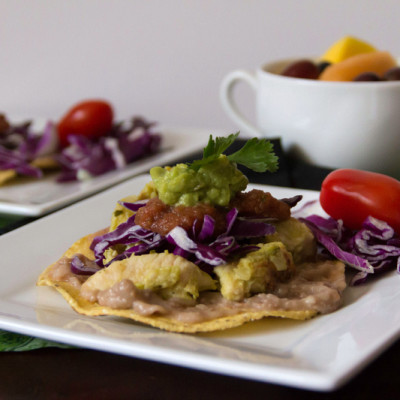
[
  {"xmin": 57, "ymin": 100, "xmax": 114, "ymax": 147},
  {"xmin": 320, "ymin": 169, "xmax": 400, "ymax": 233}
]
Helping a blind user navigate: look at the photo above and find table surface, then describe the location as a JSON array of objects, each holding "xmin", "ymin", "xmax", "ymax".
[
  {"xmin": 1, "ymin": 338, "xmax": 400, "ymax": 400},
  {"xmin": 1, "ymin": 143, "xmax": 399, "ymax": 399}
]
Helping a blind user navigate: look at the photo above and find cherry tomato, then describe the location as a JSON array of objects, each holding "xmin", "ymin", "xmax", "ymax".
[
  {"xmin": 57, "ymin": 100, "xmax": 113, "ymax": 147},
  {"xmin": 320, "ymin": 168, "xmax": 400, "ymax": 233}
]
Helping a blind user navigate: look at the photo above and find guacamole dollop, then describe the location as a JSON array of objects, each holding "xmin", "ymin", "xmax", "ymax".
[{"xmin": 150, "ymin": 155, "xmax": 248, "ymax": 207}]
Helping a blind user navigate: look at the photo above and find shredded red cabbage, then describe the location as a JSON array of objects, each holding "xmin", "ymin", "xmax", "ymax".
[
  {"xmin": 88, "ymin": 200, "xmax": 275, "ymax": 273},
  {"xmin": 90, "ymin": 212, "xmax": 164, "ymax": 267},
  {"xmin": 301, "ymin": 214, "xmax": 400, "ymax": 285},
  {"xmin": 118, "ymin": 200, "xmax": 148, "ymax": 212},
  {"xmin": 280, "ymin": 195, "xmax": 303, "ymax": 208},
  {"xmin": 57, "ymin": 117, "xmax": 161, "ymax": 182},
  {"xmin": 0, "ymin": 118, "xmax": 56, "ymax": 177},
  {"xmin": 229, "ymin": 217, "xmax": 276, "ymax": 238},
  {"xmin": 166, "ymin": 226, "xmax": 227, "ymax": 266},
  {"xmin": 70, "ymin": 255, "xmax": 102, "ymax": 275}
]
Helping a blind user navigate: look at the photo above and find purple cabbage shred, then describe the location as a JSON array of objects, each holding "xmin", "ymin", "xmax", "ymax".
[
  {"xmin": 301, "ymin": 214, "xmax": 400, "ymax": 285},
  {"xmin": 57, "ymin": 117, "xmax": 161, "ymax": 182},
  {"xmin": 280, "ymin": 195, "xmax": 303, "ymax": 208},
  {"xmin": 0, "ymin": 117, "xmax": 56, "ymax": 178}
]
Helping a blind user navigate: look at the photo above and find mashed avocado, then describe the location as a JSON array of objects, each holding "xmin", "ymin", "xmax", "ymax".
[
  {"xmin": 214, "ymin": 242, "xmax": 294, "ymax": 301},
  {"xmin": 150, "ymin": 155, "xmax": 248, "ymax": 207},
  {"xmin": 266, "ymin": 218, "xmax": 317, "ymax": 264},
  {"xmin": 81, "ymin": 251, "xmax": 216, "ymax": 301}
]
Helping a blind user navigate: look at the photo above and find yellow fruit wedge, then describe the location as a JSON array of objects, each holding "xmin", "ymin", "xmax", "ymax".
[
  {"xmin": 321, "ymin": 36, "xmax": 376, "ymax": 64},
  {"xmin": 319, "ymin": 51, "xmax": 397, "ymax": 81}
]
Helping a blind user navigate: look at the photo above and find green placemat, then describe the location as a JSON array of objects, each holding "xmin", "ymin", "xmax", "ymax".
[
  {"xmin": 0, "ymin": 214, "xmax": 25, "ymax": 228},
  {"xmin": 0, "ymin": 330, "xmax": 75, "ymax": 352},
  {"xmin": 0, "ymin": 214, "xmax": 36, "ymax": 235}
]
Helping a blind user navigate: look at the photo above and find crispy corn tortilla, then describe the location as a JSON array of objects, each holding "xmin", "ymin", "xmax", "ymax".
[
  {"xmin": 0, "ymin": 169, "xmax": 17, "ymax": 185},
  {"xmin": 0, "ymin": 155, "xmax": 59, "ymax": 186},
  {"xmin": 30, "ymin": 155, "xmax": 59, "ymax": 170},
  {"xmin": 37, "ymin": 230, "xmax": 331, "ymax": 333}
]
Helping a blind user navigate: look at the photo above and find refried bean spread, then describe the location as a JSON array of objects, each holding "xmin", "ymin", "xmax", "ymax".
[{"xmin": 49, "ymin": 256, "xmax": 345, "ymax": 324}]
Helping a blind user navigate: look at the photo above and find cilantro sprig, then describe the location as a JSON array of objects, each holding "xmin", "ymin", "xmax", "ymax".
[{"xmin": 189, "ymin": 133, "xmax": 278, "ymax": 173}]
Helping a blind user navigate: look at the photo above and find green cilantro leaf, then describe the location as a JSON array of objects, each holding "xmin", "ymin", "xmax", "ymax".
[
  {"xmin": 227, "ymin": 137, "xmax": 278, "ymax": 172},
  {"xmin": 203, "ymin": 132, "xmax": 239, "ymax": 158},
  {"xmin": 189, "ymin": 133, "xmax": 278, "ymax": 173},
  {"xmin": 0, "ymin": 330, "xmax": 75, "ymax": 351},
  {"xmin": 190, "ymin": 133, "xmax": 239, "ymax": 170}
]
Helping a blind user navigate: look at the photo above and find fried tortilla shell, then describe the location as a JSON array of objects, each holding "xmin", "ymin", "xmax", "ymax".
[
  {"xmin": 0, "ymin": 169, "xmax": 17, "ymax": 185},
  {"xmin": 0, "ymin": 155, "xmax": 59, "ymax": 186}
]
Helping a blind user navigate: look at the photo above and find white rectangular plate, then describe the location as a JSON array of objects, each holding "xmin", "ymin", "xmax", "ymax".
[
  {"xmin": 0, "ymin": 175, "xmax": 400, "ymax": 391},
  {"xmin": 0, "ymin": 126, "xmax": 214, "ymax": 216}
]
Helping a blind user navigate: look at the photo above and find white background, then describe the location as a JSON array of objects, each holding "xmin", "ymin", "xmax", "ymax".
[{"xmin": 1, "ymin": 0, "xmax": 399, "ymax": 133}]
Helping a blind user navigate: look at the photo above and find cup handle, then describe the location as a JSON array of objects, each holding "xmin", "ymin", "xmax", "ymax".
[{"xmin": 220, "ymin": 70, "xmax": 261, "ymax": 137}]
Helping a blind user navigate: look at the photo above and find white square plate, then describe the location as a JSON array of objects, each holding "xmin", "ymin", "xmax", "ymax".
[
  {"xmin": 0, "ymin": 126, "xmax": 214, "ymax": 216},
  {"xmin": 0, "ymin": 175, "xmax": 399, "ymax": 391}
]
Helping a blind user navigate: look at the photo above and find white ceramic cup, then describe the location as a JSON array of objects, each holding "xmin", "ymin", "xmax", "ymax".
[{"xmin": 220, "ymin": 59, "xmax": 400, "ymax": 178}]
